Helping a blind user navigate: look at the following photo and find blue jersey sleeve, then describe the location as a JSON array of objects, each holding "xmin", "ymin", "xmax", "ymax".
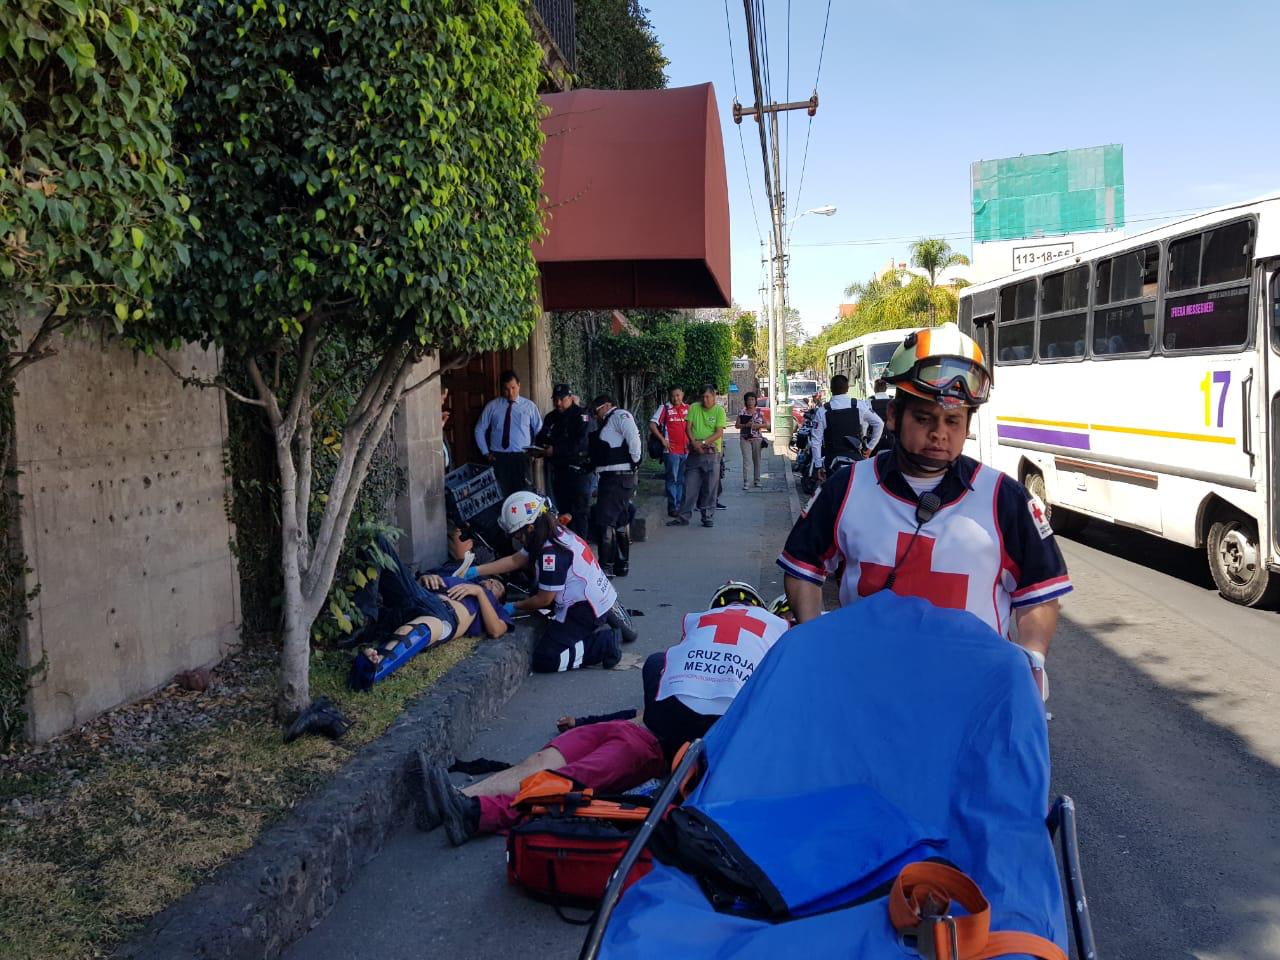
[{"xmin": 537, "ymin": 544, "xmax": 571, "ymax": 592}]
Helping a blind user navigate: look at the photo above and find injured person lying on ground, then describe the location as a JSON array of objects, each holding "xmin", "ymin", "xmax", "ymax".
[
  {"xmin": 348, "ymin": 537, "xmax": 514, "ymax": 691},
  {"xmin": 417, "ymin": 581, "xmax": 791, "ymax": 845}
]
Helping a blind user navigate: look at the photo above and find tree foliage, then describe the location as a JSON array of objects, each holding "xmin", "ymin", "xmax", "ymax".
[
  {"xmin": 909, "ymin": 238, "xmax": 970, "ymax": 325},
  {"xmin": 0, "ymin": 0, "xmax": 190, "ymax": 377},
  {"xmin": 678, "ymin": 321, "xmax": 733, "ymax": 394},
  {"xmin": 574, "ymin": 0, "xmax": 667, "ymax": 90},
  {"xmin": 146, "ymin": 0, "xmax": 546, "ymax": 719}
]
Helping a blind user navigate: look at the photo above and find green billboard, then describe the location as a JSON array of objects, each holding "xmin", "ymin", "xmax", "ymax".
[{"xmin": 971, "ymin": 145, "xmax": 1124, "ymax": 243}]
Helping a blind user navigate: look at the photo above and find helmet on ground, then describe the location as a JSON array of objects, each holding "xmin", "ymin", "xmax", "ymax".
[
  {"xmin": 498, "ymin": 491, "xmax": 549, "ymax": 535},
  {"xmin": 883, "ymin": 323, "xmax": 990, "ymax": 408},
  {"xmin": 768, "ymin": 593, "xmax": 794, "ymax": 622},
  {"xmin": 708, "ymin": 580, "xmax": 766, "ymax": 609}
]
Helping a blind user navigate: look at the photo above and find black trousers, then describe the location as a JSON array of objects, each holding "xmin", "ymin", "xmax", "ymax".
[
  {"xmin": 531, "ymin": 603, "xmax": 615, "ymax": 673},
  {"xmin": 550, "ymin": 465, "xmax": 592, "ymax": 538},
  {"xmin": 491, "ymin": 452, "xmax": 530, "ymax": 498},
  {"xmin": 595, "ymin": 470, "xmax": 637, "ymax": 530},
  {"xmin": 641, "ymin": 651, "xmax": 718, "ymax": 762}
]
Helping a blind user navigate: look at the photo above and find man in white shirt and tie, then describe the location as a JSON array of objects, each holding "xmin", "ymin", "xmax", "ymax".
[{"xmin": 474, "ymin": 370, "xmax": 543, "ymax": 497}]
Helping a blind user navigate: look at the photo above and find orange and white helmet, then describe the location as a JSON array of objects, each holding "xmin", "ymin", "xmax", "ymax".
[
  {"xmin": 883, "ymin": 323, "xmax": 990, "ymax": 408},
  {"xmin": 498, "ymin": 491, "xmax": 549, "ymax": 535}
]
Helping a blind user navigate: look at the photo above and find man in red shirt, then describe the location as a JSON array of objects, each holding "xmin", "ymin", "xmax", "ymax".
[{"xmin": 649, "ymin": 386, "xmax": 691, "ymax": 518}]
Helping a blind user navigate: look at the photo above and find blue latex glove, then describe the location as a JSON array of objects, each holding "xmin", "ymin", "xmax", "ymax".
[
  {"xmin": 461, "ymin": 567, "xmax": 480, "ymax": 580},
  {"xmin": 502, "ymin": 601, "xmax": 517, "ymax": 616}
]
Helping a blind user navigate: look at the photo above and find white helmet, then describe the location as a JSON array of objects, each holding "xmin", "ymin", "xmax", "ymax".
[{"xmin": 498, "ymin": 491, "xmax": 549, "ymax": 535}]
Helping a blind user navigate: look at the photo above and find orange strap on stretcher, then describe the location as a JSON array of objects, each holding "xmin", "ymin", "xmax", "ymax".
[
  {"xmin": 890, "ymin": 862, "xmax": 1069, "ymax": 960},
  {"xmin": 511, "ymin": 770, "xmax": 651, "ymax": 823}
]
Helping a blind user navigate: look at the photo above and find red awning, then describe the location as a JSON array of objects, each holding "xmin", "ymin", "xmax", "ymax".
[{"xmin": 535, "ymin": 83, "xmax": 731, "ymax": 311}]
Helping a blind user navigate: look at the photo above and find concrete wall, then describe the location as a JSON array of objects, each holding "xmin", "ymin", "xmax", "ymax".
[
  {"xmin": 394, "ymin": 356, "xmax": 449, "ymax": 573},
  {"xmin": 13, "ymin": 328, "xmax": 240, "ymax": 742}
]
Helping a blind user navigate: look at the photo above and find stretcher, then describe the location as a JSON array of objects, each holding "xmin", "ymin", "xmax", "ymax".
[{"xmin": 579, "ymin": 593, "xmax": 1098, "ymax": 960}]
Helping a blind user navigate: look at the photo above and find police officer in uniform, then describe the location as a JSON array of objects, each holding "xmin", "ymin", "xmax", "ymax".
[
  {"xmin": 811, "ymin": 373, "xmax": 884, "ymax": 481},
  {"xmin": 589, "ymin": 394, "xmax": 643, "ymax": 578},
  {"xmin": 778, "ymin": 324, "xmax": 1071, "ymax": 700},
  {"xmin": 535, "ymin": 384, "xmax": 592, "ymax": 537}
]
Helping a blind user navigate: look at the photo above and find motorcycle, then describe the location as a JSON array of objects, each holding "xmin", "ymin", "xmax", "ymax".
[{"xmin": 789, "ymin": 408, "xmax": 820, "ymax": 494}]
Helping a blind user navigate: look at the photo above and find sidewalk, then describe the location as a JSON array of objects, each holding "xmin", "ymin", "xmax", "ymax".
[{"xmin": 285, "ymin": 432, "xmax": 798, "ymax": 960}]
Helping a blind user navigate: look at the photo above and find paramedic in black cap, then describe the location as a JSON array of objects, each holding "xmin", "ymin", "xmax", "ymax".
[
  {"xmin": 534, "ymin": 384, "xmax": 593, "ymax": 538},
  {"xmin": 589, "ymin": 393, "xmax": 642, "ymax": 577}
]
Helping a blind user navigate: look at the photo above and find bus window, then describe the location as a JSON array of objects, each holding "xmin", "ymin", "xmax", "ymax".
[
  {"xmin": 1093, "ymin": 245, "xmax": 1158, "ymax": 356},
  {"xmin": 1098, "ymin": 245, "xmax": 1159, "ymax": 303},
  {"xmin": 999, "ymin": 279, "xmax": 1036, "ymax": 321},
  {"xmin": 1272, "ymin": 273, "xmax": 1280, "ymax": 353},
  {"xmin": 1162, "ymin": 219, "xmax": 1254, "ymax": 351},
  {"xmin": 1094, "ymin": 301, "xmax": 1155, "ymax": 355},
  {"xmin": 972, "ymin": 314, "xmax": 995, "ymax": 375},
  {"xmin": 997, "ymin": 279, "xmax": 1037, "ymax": 364},
  {"xmin": 1039, "ymin": 265, "xmax": 1089, "ymax": 360},
  {"xmin": 1164, "ymin": 286, "xmax": 1250, "ymax": 351}
]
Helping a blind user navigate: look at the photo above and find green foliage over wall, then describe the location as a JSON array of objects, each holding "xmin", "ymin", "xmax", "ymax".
[
  {"xmin": 0, "ymin": 0, "xmax": 190, "ymax": 335},
  {"xmin": 574, "ymin": 0, "xmax": 668, "ymax": 90},
  {"xmin": 678, "ymin": 321, "xmax": 733, "ymax": 395},
  {"xmin": 599, "ymin": 325, "xmax": 683, "ymax": 374}
]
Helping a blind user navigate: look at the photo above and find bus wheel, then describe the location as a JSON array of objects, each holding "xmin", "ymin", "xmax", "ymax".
[
  {"xmin": 1207, "ymin": 518, "xmax": 1280, "ymax": 607},
  {"xmin": 1023, "ymin": 471, "xmax": 1086, "ymax": 537}
]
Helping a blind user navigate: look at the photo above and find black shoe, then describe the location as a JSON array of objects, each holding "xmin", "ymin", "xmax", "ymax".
[
  {"xmin": 666, "ymin": 517, "xmax": 689, "ymax": 526},
  {"xmin": 428, "ymin": 765, "xmax": 480, "ymax": 846},
  {"xmin": 716, "ymin": 503, "xmax": 727, "ymax": 509},
  {"xmin": 613, "ymin": 563, "xmax": 628, "ymax": 578},
  {"xmin": 701, "ymin": 519, "xmax": 714, "ymax": 528},
  {"xmin": 415, "ymin": 747, "xmax": 442, "ymax": 832}
]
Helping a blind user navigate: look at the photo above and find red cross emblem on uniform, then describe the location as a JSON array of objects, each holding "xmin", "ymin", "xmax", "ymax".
[
  {"xmin": 1031, "ymin": 501, "xmax": 1045, "ymax": 524},
  {"xmin": 572, "ymin": 534, "xmax": 596, "ymax": 566},
  {"xmin": 858, "ymin": 533, "xmax": 969, "ymax": 609},
  {"xmin": 697, "ymin": 608, "xmax": 767, "ymax": 645}
]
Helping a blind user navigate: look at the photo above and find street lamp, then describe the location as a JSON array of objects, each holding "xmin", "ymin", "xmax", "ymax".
[{"xmin": 788, "ymin": 204, "xmax": 837, "ymax": 226}]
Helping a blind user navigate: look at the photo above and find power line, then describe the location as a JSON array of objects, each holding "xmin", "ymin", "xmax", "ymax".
[
  {"xmin": 787, "ymin": 0, "xmax": 833, "ymax": 242},
  {"xmin": 784, "ymin": 0, "xmax": 791, "ymax": 212},
  {"xmin": 723, "ymin": 0, "xmax": 764, "ymax": 245},
  {"xmin": 789, "ymin": 205, "xmax": 1221, "ymax": 249}
]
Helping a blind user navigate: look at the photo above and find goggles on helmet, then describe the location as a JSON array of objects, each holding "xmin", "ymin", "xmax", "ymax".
[{"xmin": 892, "ymin": 355, "xmax": 990, "ymax": 407}]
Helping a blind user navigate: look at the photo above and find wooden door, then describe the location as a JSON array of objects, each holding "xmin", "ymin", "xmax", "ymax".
[{"xmin": 443, "ymin": 351, "xmax": 512, "ymax": 469}]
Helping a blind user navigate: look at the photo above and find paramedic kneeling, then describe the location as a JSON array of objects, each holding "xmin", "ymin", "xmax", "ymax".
[
  {"xmin": 474, "ymin": 492, "xmax": 623, "ymax": 673},
  {"xmin": 777, "ymin": 324, "xmax": 1071, "ymax": 697}
]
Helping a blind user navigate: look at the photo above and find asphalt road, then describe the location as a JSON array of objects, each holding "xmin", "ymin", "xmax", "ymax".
[{"xmin": 288, "ymin": 451, "xmax": 1280, "ymax": 960}]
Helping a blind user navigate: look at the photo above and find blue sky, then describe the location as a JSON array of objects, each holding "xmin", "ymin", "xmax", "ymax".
[{"xmin": 643, "ymin": 0, "xmax": 1280, "ymax": 335}]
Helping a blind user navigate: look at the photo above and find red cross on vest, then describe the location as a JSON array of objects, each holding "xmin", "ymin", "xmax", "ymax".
[
  {"xmin": 1031, "ymin": 501, "xmax": 1045, "ymax": 524},
  {"xmin": 572, "ymin": 534, "xmax": 596, "ymax": 567},
  {"xmin": 696, "ymin": 608, "xmax": 768, "ymax": 646},
  {"xmin": 858, "ymin": 532, "xmax": 969, "ymax": 609}
]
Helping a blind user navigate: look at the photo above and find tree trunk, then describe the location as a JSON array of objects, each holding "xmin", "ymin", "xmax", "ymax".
[{"xmin": 275, "ymin": 429, "xmax": 311, "ymax": 721}]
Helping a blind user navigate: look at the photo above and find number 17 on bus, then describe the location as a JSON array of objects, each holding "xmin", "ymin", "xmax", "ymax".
[{"xmin": 1199, "ymin": 370, "xmax": 1230, "ymax": 428}]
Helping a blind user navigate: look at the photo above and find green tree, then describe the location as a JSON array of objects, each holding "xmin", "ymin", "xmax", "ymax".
[
  {"xmin": 146, "ymin": 0, "xmax": 546, "ymax": 721},
  {"xmin": 730, "ymin": 307, "xmax": 757, "ymax": 357},
  {"xmin": 678, "ymin": 321, "xmax": 733, "ymax": 394},
  {"xmin": 574, "ymin": 0, "xmax": 668, "ymax": 90},
  {"xmin": 909, "ymin": 238, "xmax": 971, "ymax": 325},
  {"xmin": 0, "ymin": 0, "xmax": 190, "ymax": 379},
  {"xmin": 0, "ymin": 0, "xmax": 191, "ymax": 745}
]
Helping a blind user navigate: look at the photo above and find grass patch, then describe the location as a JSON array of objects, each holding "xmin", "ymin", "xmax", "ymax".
[{"xmin": 0, "ymin": 635, "xmax": 478, "ymax": 960}]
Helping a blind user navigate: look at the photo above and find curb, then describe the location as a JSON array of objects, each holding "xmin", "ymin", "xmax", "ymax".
[{"xmin": 117, "ymin": 627, "xmax": 535, "ymax": 960}]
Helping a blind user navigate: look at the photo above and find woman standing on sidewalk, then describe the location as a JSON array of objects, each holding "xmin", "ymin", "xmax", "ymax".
[{"xmin": 737, "ymin": 391, "xmax": 765, "ymax": 490}]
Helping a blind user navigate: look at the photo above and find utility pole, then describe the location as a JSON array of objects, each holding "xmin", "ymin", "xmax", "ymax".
[{"xmin": 734, "ymin": 92, "xmax": 815, "ymax": 448}]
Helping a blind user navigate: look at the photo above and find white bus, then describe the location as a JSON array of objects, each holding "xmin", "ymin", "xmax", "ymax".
[
  {"xmin": 958, "ymin": 194, "xmax": 1280, "ymax": 606},
  {"xmin": 826, "ymin": 327, "xmax": 921, "ymax": 398}
]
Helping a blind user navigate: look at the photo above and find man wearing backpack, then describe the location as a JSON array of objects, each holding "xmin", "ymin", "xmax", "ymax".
[
  {"xmin": 811, "ymin": 373, "xmax": 885, "ymax": 482},
  {"xmin": 649, "ymin": 386, "xmax": 690, "ymax": 518}
]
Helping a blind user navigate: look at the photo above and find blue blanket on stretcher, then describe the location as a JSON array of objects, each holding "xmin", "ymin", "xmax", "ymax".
[{"xmin": 600, "ymin": 593, "xmax": 1068, "ymax": 959}]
